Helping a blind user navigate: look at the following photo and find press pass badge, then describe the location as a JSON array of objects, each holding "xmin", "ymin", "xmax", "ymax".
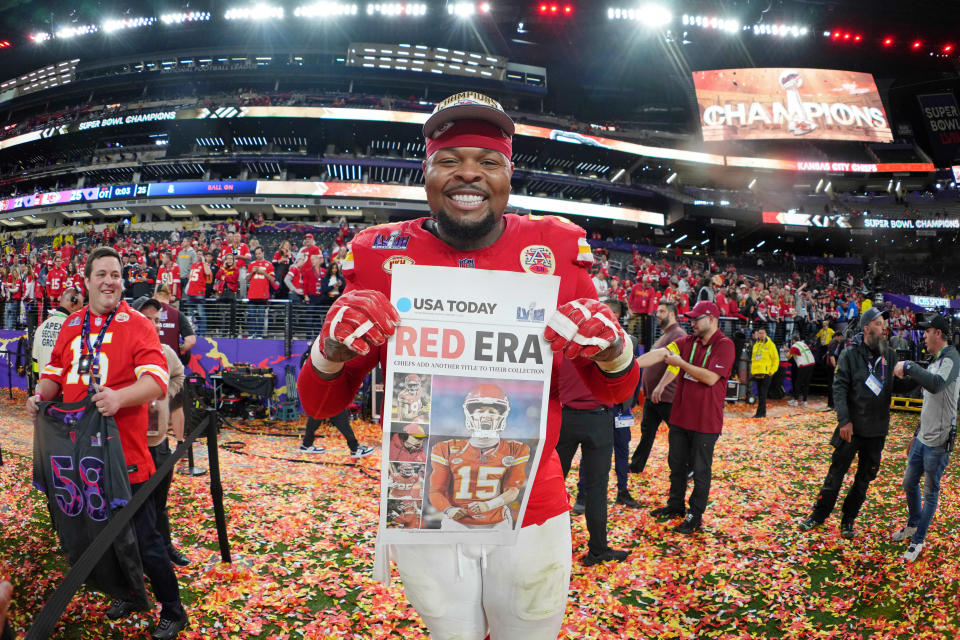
[
  {"xmin": 615, "ymin": 413, "xmax": 634, "ymax": 429},
  {"xmin": 865, "ymin": 373, "xmax": 883, "ymax": 396}
]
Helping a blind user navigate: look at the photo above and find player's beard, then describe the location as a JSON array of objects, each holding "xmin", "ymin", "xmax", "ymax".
[{"xmin": 435, "ymin": 207, "xmax": 498, "ymax": 241}]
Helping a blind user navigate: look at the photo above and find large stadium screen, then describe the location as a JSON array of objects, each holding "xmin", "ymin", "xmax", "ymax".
[{"xmin": 693, "ymin": 68, "xmax": 893, "ymax": 143}]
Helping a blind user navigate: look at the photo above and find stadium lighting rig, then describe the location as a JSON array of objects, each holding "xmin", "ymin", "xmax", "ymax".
[
  {"xmin": 447, "ymin": 2, "xmax": 492, "ymax": 18},
  {"xmin": 366, "ymin": 3, "xmax": 428, "ymax": 16},
  {"xmin": 160, "ymin": 12, "xmax": 212, "ymax": 24},
  {"xmin": 682, "ymin": 14, "xmax": 738, "ymax": 34},
  {"xmin": 607, "ymin": 4, "xmax": 672, "ymax": 26},
  {"xmin": 224, "ymin": 4, "xmax": 285, "ymax": 20},
  {"xmin": 295, "ymin": 2, "xmax": 360, "ymax": 17},
  {"xmin": 55, "ymin": 24, "xmax": 98, "ymax": 39},
  {"xmin": 102, "ymin": 17, "xmax": 157, "ymax": 33},
  {"xmin": 748, "ymin": 22, "xmax": 808, "ymax": 38}
]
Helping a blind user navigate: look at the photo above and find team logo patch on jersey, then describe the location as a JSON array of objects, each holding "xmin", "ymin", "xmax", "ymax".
[
  {"xmin": 372, "ymin": 232, "xmax": 411, "ymax": 250},
  {"xmin": 520, "ymin": 245, "xmax": 556, "ymax": 275},
  {"xmin": 451, "ymin": 458, "xmax": 464, "ymax": 464},
  {"xmin": 501, "ymin": 456, "xmax": 516, "ymax": 466},
  {"xmin": 115, "ymin": 312, "xmax": 129, "ymax": 323},
  {"xmin": 458, "ymin": 258, "xmax": 475, "ymax": 268},
  {"xmin": 382, "ymin": 255, "xmax": 416, "ymax": 274}
]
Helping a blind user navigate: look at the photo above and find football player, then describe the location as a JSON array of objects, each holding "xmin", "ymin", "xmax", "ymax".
[
  {"xmin": 298, "ymin": 91, "xmax": 638, "ymax": 640},
  {"xmin": 387, "ymin": 501, "xmax": 422, "ymax": 529},
  {"xmin": 428, "ymin": 384, "xmax": 529, "ymax": 530},
  {"xmin": 395, "ymin": 373, "xmax": 429, "ymax": 422},
  {"xmin": 389, "ymin": 462, "xmax": 424, "ymax": 500}
]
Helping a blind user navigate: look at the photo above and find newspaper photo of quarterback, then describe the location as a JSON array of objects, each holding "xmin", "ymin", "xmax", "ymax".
[
  {"xmin": 388, "ymin": 462, "xmax": 425, "ymax": 501},
  {"xmin": 392, "ymin": 372, "xmax": 431, "ymax": 423},
  {"xmin": 428, "ymin": 384, "xmax": 531, "ymax": 530},
  {"xmin": 297, "ymin": 90, "xmax": 638, "ymax": 640}
]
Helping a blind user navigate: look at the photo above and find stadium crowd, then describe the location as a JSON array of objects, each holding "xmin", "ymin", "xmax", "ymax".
[{"xmin": 0, "ymin": 218, "xmax": 948, "ymax": 351}]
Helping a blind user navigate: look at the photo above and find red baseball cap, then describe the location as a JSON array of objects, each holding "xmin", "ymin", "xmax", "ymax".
[{"xmin": 684, "ymin": 301, "xmax": 722, "ymax": 319}]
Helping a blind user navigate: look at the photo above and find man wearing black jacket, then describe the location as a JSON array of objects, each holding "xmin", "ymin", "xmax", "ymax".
[{"xmin": 799, "ymin": 307, "xmax": 897, "ymax": 538}]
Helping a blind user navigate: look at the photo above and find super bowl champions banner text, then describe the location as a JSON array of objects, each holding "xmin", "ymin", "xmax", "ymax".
[{"xmin": 377, "ymin": 265, "xmax": 560, "ymax": 547}]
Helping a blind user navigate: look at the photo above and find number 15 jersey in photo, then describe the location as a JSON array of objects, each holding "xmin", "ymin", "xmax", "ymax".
[
  {"xmin": 40, "ymin": 300, "xmax": 170, "ymax": 484},
  {"xmin": 429, "ymin": 438, "xmax": 530, "ymax": 526},
  {"xmin": 32, "ymin": 398, "xmax": 150, "ymax": 607}
]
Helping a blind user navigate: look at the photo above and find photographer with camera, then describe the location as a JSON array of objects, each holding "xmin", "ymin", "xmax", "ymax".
[{"xmin": 891, "ymin": 314, "xmax": 959, "ymax": 562}]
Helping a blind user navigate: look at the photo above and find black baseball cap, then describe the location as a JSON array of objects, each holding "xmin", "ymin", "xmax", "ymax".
[
  {"xmin": 918, "ymin": 314, "xmax": 950, "ymax": 333},
  {"xmin": 131, "ymin": 296, "xmax": 162, "ymax": 312},
  {"xmin": 859, "ymin": 307, "xmax": 889, "ymax": 329}
]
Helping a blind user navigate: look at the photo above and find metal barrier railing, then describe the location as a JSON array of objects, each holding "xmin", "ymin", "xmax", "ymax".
[{"xmin": 179, "ymin": 298, "xmax": 330, "ymax": 345}]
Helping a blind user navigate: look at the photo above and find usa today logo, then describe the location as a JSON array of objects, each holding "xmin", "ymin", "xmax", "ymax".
[{"xmin": 395, "ymin": 297, "xmax": 499, "ymax": 314}]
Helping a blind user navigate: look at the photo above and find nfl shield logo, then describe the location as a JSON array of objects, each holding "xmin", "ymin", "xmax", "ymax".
[{"xmin": 458, "ymin": 258, "xmax": 475, "ymax": 268}]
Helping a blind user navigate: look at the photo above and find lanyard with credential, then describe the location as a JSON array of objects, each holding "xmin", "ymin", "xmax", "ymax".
[
  {"xmin": 689, "ymin": 341, "xmax": 713, "ymax": 368},
  {"xmin": 80, "ymin": 305, "xmax": 119, "ymax": 392},
  {"xmin": 864, "ymin": 353, "xmax": 886, "ymax": 382}
]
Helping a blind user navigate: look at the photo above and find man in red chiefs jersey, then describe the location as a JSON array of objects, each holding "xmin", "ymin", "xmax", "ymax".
[
  {"xmin": 393, "ymin": 373, "xmax": 429, "ymax": 422},
  {"xmin": 297, "ymin": 91, "xmax": 638, "ymax": 639},
  {"xmin": 389, "ymin": 462, "xmax": 424, "ymax": 500},
  {"xmin": 28, "ymin": 246, "xmax": 188, "ymax": 639},
  {"xmin": 154, "ymin": 251, "xmax": 181, "ymax": 302},
  {"xmin": 246, "ymin": 246, "xmax": 275, "ymax": 338},
  {"xmin": 429, "ymin": 384, "xmax": 530, "ymax": 530},
  {"xmin": 45, "ymin": 255, "xmax": 68, "ymax": 312},
  {"xmin": 184, "ymin": 252, "xmax": 211, "ymax": 334},
  {"xmin": 387, "ymin": 500, "xmax": 423, "ymax": 529}
]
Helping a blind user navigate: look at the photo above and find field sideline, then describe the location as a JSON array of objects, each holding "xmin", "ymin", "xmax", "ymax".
[{"xmin": 1, "ymin": 391, "xmax": 956, "ymax": 639}]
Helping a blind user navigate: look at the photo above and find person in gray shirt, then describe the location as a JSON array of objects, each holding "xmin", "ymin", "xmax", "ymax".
[
  {"xmin": 892, "ymin": 314, "xmax": 959, "ymax": 562},
  {"xmin": 175, "ymin": 237, "xmax": 197, "ymax": 295}
]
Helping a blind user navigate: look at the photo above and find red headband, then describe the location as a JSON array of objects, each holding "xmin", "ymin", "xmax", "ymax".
[{"xmin": 425, "ymin": 119, "xmax": 512, "ymax": 159}]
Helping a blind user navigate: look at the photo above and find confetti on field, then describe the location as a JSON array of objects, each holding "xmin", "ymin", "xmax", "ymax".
[{"xmin": 0, "ymin": 391, "xmax": 957, "ymax": 639}]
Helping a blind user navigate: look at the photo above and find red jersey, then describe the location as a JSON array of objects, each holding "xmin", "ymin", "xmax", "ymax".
[
  {"xmin": 156, "ymin": 264, "xmax": 181, "ymax": 299},
  {"xmin": 40, "ymin": 301, "xmax": 169, "ymax": 484},
  {"xmin": 628, "ymin": 284, "xmax": 649, "ymax": 314},
  {"xmin": 715, "ymin": 292, "xmax": 728, "ymax": 315},
  {"xmin": 216, "ymin": 265, "xmax": 239, "ymax": 294},
  {"xmin": 297, "ymin": 214, "xmax": 639, "ymax": 528},
  {"xmin": 300, "ymin": 264, "xmax": 324, "ymax": 297},
  {"xmin": 5, "ymin": 273, "xmax": 21, "ymax": 300},
  {"xmin": 246, "ymin": 259, "xmax": 274, "ymax": 300},
  {"xmin": 428, "ymin": 438, "xmax": 530, "ymax": 526},
  {"xmin": 46, "ymin": 267, "xmax": 67, "ymax": 299},
  {"xmin": 67, "ymin": 273, "xmax": 85, "ymax": 297},
  {"xmin": 224, "ymin": 243, "xmax": 251, "ymax": 268},
  {"xmin": 677, "ymin": 292, "xmax": 690, "ymax": 315},
  {"xmin": 185, "ymin": 262, "xmax": 208, "ymax": 297},
  {"xmin": 389, "ymin": 506, "xmax": 422, "ymax": 529},
  {"xmin": 389, "ymin": 472, "xmax": 423, "ymax": 500},
  {"xmin": 286, "ymin": 265, "xmax": 303, "ymax": 293}
]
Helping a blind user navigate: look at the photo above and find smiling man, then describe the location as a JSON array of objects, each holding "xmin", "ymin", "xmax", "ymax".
[
  {"xmin": 298, "ymin": 92, "xmax": 639, "ymax": 640},
  {"xmin": 29, "ymin": 247, "xmax": 187, "ymax": 640}
]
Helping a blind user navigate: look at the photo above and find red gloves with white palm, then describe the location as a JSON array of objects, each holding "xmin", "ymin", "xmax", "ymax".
[
  {"xmin": 310, "ymin": 290, "xmax": 400, "ymax": 374},
  {"xmin": 311, "ymin": 291, "xmax": 632, "ymax": 375},
  {"xmin": 545, "ymin": 298, "xmax": 632, "ymax": 372}
]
